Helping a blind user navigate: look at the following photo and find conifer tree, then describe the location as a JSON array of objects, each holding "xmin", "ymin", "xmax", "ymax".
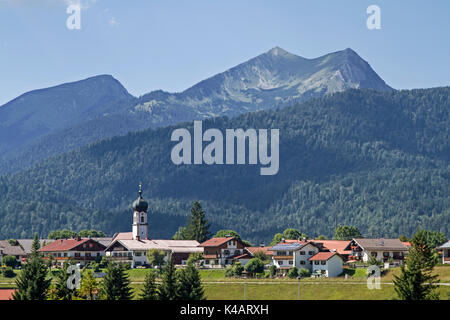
[
  {"xmin": 177, "ymin": 262, "xmax": 205, "ymax": 300},
  {"xmin": 157, "ymin": 258, "xmax": 179, "ymax": 300},
  {"xmin": 79, "ymin": 269, "xmax": 99, "ymax": 300},
  {"xmin": 50, "ymin": 261, "xmax": 77, "ymax": 300},
  {"xmin": 184, "ymin": 201, "xmax": 211, "ymax": 243},
  {"xmin": 12, "ymin": 234, "xmax": 50, "ymax": 300},
  {"xmin": 30, "ymin": 233, "xmax": 40, "ymax": 257},
  {"xmin": 393, "ymin": 231, "xmax": 440, "ymax": 300},
  {"xmin": 140, "ymin": 270, "xmax": 158, "ymax": 300},
  {"xmin": 102, "ymin": 262, "xmax": 133, "ymax": 300}
]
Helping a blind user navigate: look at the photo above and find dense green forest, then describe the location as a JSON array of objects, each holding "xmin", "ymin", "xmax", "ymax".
[{"xmin": 0, "ymin": 87, "xmax": 448, "ymax": 244}]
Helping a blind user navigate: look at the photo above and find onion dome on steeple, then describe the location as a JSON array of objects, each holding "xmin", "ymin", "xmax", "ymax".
[{"xmin": 132, "ymin": 183, "xmax": 148, "ymax": 212}]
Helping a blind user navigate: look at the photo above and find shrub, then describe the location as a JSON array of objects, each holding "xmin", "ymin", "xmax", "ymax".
[
  {"xmin": 232, "ymin": 262, "xmax": 244, "ymax": 277},
  {"xmin": 244, "ymin": 258, "xmax": 264, "ymax": 275},
  {"xmin": 269, "ymin": 265, "xmax": 277, "ymax": 278},
  {"xmin": 3, "ymin": 267, "xmax": 16, "ymax": 278},
  {"xmin": 224, "ymin": 266, "xmax": 234, "ymax": 277},
  {"xmin": 288, "ymin": 267, "xmax": 299, "ymax": 279},
  {"xmin": 299, "ymin": 268, "xmax": 311, "ymax": 277},
  {"xmin": 2, "ymin": 255, "xmax": 17, "ymax": 268}
]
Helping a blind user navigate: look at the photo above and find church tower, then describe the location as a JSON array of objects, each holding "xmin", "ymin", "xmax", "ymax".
[{"xmin": 132, "ymin": 183, "xmax": 148, "ymax": 240}]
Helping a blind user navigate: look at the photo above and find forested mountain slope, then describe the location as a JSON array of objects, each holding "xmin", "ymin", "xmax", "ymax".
[{"xmin": 0, "ymin": 87, "xmax": 448, "ymax": 243}]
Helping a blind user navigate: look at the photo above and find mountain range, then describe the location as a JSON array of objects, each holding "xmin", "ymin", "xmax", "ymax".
[
  {"xmin": 0, "ymin": 86, "xmax": 448, "ymax": 243},
  {"xmin": 0, "ymin": 47, "xmax": 392, "ymax": 174}
]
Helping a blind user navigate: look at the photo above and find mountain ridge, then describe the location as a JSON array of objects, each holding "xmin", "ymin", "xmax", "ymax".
[{"xmin": 0, "ymin": 47, "xmax": 392, "ymax": 174}]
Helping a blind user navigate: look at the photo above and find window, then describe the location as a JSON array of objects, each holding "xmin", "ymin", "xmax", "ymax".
[
  {"xmin": 300, "ymin": 261, "xmax": 305, "ymax": 265},
  {"xmin": 141, "ymin": 216, "xmax": 144, "ymax": 223},
  {"xmin": 279, "ymin": 261, "xmax": 283, "ymax": 265},
  {"xmin": 289, "ymin": 261, "xmax": 293, "ymax": 265},
  {"xmin": 63, "ymin": 253, "xmax": 67, "ymax": 257},
  {"xmin": 371, "ymin": 252, "xmax": 377, "ymax": 257},
  {"xmin": 308, "ymin": 251, "xmax": 314, "ymax": 255},
  {"xmin": 206, "ymin": 260, "xmax": 210, "ymax": 265},
  {"xmin": 300, "ymin": 251, "xmax": 305, "ymax": 255},
  {"xmin": 86, "ymin": 253, "xmax": 91, "ymax": 257},
  {"xmin": 135, "ymin": 252, "xmax": 142, "ymax": 256},
  {"xmin": 321, "ymin": 261, "xmax": 326, "ymax": 265},
  {"xmin": 96, "ymin": 253, "xmax": 100, "ymax": 257},
  {"xmin": 314, "ymin": 261, "xmax": 319, "ymax": 265},
  {"xmin": 214, "ymin": 260, "xmax": 219, "ymax": 265}
]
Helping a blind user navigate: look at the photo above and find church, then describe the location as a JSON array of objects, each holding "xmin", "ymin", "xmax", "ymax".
[{"xmin": 104, "ymin": 184, "xmax": 202, "ymax": 267}]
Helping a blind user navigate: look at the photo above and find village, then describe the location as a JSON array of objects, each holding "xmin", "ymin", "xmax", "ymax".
[{"xmin": 1, "ymin": 186, "xmax": 449, "ymax": 283}]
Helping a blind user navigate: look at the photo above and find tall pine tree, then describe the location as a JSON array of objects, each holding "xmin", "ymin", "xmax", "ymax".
[
  {"xmin": 393, "ymin": 231, "xmax": 440, "ymax": 300},
  {"xmin": 49, "ymin": 261, "xmax": 77, "ymax": 300},
  {"xmin": 157, "ymin": 258, "xmax": 178, "ymax": 300},
  {"xmin": 184, "ymin": 201, "xmax": 211, "ymax": 243},
  {"xmin": 12, "ymin": 234, "xmax": 50, "ymax": 300},
  {"xmin": 102, "ymin": 262, "xmax": 133, "ymax": 300},
  {"xmin": 177, "ymin": 262, "xmax": 205, "ymax": 300},
  {"xmin": 140, "ymin": 270, "xmax": 158, "ymax": 300}
]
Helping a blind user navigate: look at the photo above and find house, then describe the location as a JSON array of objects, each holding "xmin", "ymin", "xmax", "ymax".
[
  {"xmin": 309, "ymin": 252, "xmax": 344, "ymax": 277},
  {"xmin": 437, "ymin": 240, "xmax": 450, "ymax": 264},
  {"xmin": 349, "ymin": 238, "xmax": 408, "ymax": 264},
  {"xmin": 198, "ymin": 237, "xmax": 247, "ymax": 268},
  {"xmin": 269, "ymin": 240, "xmax": 320, "ymax": 272},
  {"xmin": 37, "ymin": 236, "xmax": 106, "ymax": 266},
  {"xmin": 312, "ymin": 240, "xmax": 352, "ymax": 261},
  {"xmin": 0, "ymin": 240, "xmax": 27, "ymax": 265},
  {"xmin": 245, "ymin": 246, "xmax": 274, "ymax": 264},
  {"xmin": 104, "ymin": 238, "xmax": 202, "ymax": 267}
]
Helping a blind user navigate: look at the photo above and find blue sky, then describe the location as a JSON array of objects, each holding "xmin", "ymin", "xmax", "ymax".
[{"xmin": 0, "ymin": 0, "xmax": 449, "ymax": 105}]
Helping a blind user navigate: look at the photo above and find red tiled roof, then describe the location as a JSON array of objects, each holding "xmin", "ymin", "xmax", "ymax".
[
  {"xmin": 198, "ymin": 237, "xmax": 235, "ymax": 247},
  {"xmin": 402, "ymin": 241, "xmax": 411, "ymax": 247},
  {"xmin": 246, "ymin": 246, "xmax": 274, "ymax": 256},
  {"xmin": 37, "ymin": 238, "xmax": 90, "ymax": 252},
  {"xmin": 232, "ymin": 253, "xmax": 252, "ymax": 260},
  {"xmin": 0, "ymin": 289, "xmax": 15, "ymax": 300},
  {"xmin": 312, "ymin": 240, "xmax": 352, "ymax": 255},
  {"xmin": 308, "ymin": 252, "xmax": 341, "ymax": 261}
]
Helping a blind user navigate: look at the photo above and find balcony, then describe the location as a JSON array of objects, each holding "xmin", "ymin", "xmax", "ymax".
[
  {"xmin": 273, "ymin": 255, "xmax": 293, "ymax": 260},
  {"xmin": 111, "ymin": 256, "xmax": 133, "ymax": 261}
]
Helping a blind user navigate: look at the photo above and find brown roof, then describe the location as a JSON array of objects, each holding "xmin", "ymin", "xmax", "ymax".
[
  {"xmin": 246, "ymin": 246, "xmax": 274, "ymax": 256},
  {"xmin": 0, "ymin": 240, "xmax": 26, "ymax": 256},
  {"xmin": 353, "ymin": 238, "xmax": 407, "ymax": 251},
  {"xmin": 308, "ymin": 252, "xmax": 341, "ymax": 261},
  {"xmin": 312, "ymin": 240, "xmax": 352, "ymax": 255},
  {"xmin": 232, "ymin": 253, "xmax": 252, "ymax": 260},
  {"xmin": 37, "ymin": 238, "xmax": 105, "ymax": 252},
  {"xmin": 198, "ymin": 237, "xmax": 235, "ymax": 247}
]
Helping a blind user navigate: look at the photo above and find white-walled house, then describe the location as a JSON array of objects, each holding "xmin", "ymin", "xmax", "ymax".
[
  {"xmin": 438, "ymin": 241, "xmax": 450, "ymax": 264},
  {"xmin": 349, "ymin": 238, "xmax": 408, "ymax": 264},
  {"xmin": 38, "ymin": 237, "xmax": 106, "ymax": 266},
  {"xmin": 269, "ymin": 240, "xmax": 320, "ymax": 272},
  {"xmin": 309, "ymin": 252, "xmax": 343, "ymax": 277},
  {"xmin": 198, "ymin": 237, "xmax": 247, "ymax": 268}
]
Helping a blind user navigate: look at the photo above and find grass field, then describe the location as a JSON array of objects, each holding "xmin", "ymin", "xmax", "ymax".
[{"xmin": 3, "ymin": 266, "xmax": 450, "ymax": 300}]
